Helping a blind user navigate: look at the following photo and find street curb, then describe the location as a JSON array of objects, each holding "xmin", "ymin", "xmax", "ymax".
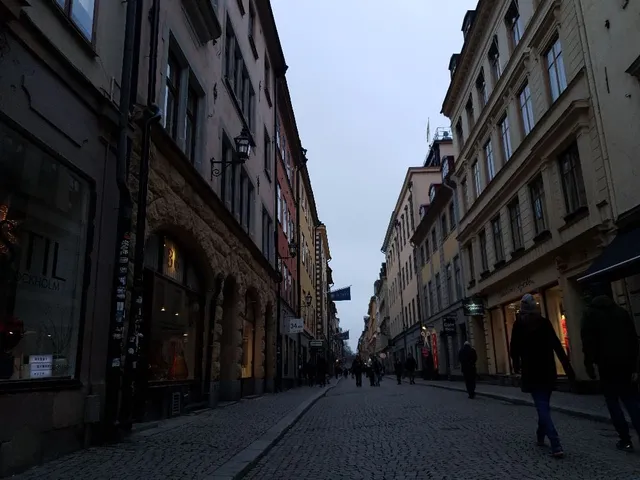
[
  {"xmin": 211, "ymin": 379, "xmax": 341, "ymax": 480},
  {"xmin": 420, "ymin": 382, "xmax": 613, "ymax": 425}
]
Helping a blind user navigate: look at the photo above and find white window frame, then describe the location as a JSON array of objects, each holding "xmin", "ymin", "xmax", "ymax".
[
  {"xmin": 485, "ymin": 141, "xmax": 496, "ymax": 181},
  {"xmin": 519, "ymin": 83, "xmax": 535, "ymax": 135},
  {"xmin": 546, "ymin": 38, "xmax": 568, "ymax": 102},
  {"xmin": 499, "ymin": 115, "xmax": 512, "ymax": 161}
]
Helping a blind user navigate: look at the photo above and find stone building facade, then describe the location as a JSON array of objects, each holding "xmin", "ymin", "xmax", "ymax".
[{"xmin": 442, "ymin": 0, "xmax": 613, "ymax": 382}]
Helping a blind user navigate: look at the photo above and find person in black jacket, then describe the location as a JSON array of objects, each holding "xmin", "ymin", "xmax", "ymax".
[
  {"xmin": 459, "ymin": 341, "xmax": 478, "ymax": 399},
  {"xmin": 510, "ymin": 294, "xmax": 575, "ymax": 458},
  {"xmin": 352, "ymin": 355, "xmax": 364, "ymax": 387},
  {"xmin": 582, "ymin": 291, "xmax": 640, "ymax": 452},
  {"xmin": 394, "ymin": 358, "xmax": 403, "ymax": 385},
  {"xmin": 405, "ymin": 354, "xmax": 417, "ymax": 384}
]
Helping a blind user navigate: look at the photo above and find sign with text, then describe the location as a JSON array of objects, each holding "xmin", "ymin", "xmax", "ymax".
[
  {"xmin": 310, "ymin": 340, "xmax": 324, "ymax": 348},
  {"xmin": 329, "ymin": 286, "xmax": 351, "ymax": 301},
  {"xmin": 29, "ymin": 354, "xmax": 53, "ymax": 378},
  {"xmin": 462, "ymin": 297, "xmax": 485, "ymax": 316},
  {"xmin": 287, "ymin": 317, "xmax": 304, "ymax": 334},
  {"xmin": 443, "ymin": 317, "xmax": 457, "ymax": 335}
]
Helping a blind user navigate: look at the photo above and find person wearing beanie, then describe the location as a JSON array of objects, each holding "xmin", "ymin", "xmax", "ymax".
[{"xmin": 510, "ymin": 293, "xmax": 575, "ymax": 458}]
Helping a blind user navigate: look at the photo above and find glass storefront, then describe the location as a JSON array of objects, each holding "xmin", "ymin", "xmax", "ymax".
[
  {"xmin": 143, "ymin": 234, "xmax": 203, "ymax": 384},
  {"xmin": 0, "ymin": 121, "xmax": 91, "ymax": 381}
]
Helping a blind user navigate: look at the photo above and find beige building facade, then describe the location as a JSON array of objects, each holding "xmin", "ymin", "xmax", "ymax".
[
  {"xmin": 442, "ymin": 0, "xmax": 614, "ymax": 382},
  {"xmin": 382, "ymin": 167, "xmax": 442, "ymax": 362}
]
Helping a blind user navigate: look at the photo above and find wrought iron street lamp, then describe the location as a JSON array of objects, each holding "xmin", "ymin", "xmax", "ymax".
[{"xmin": 210, "ymin": 127, "xmax": 252, "ymax": 178}]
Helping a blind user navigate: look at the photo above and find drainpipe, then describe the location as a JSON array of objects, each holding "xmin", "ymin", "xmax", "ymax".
[
  {"xmin": 274, "ymin": 75, "xmax": 282, "ymax": 393},
  {"xmin": 119, "ymin": 0, "xmax": 162, "ymax": 428},
  {"xmin": 295, "ymin": 158, "xmax": 302, "ymax": 386},
  {"xmin": 103, "ymin": 0, "xmax": 139, "ymax": 435}
]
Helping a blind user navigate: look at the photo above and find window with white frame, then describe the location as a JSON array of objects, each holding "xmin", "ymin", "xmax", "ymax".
[
  {"xmin": 508, "ymin": 198, "xmax": 524, "ymax": 250},
  {"xmin": 184, "ymin": 87, "xmax": 198, "ymax": 164},
  {"xmin": 546, "ymin": 37, "xmax": 568, "ymax": 102},
  {"xmin": 499, "ymin": 115, "xmax": 512, "ymax": 160},
  {"xmin": 528, "ymin": 174, "xmax": 548, "ymax": 234},
  {"xmin": 488, "ymin": 36, "xmax": 501, "ymax": 84},
  {"xmin": 263, "ymin": 127, "xmax": 272, "ymax": 178},
  {"xmin": 492, "ymin": 216, "xmax": 505, "ymax": 263},
  {"xmin": 519, "ymin": 82, "xmax": 535, "ymax": 135},
  {"xmin": 164, "ymin": 52, "xmax": 181, "ymax": 140},
  {"xmin": 276, "ymin": 183, "xmax": 282, "ymax": 223},
  {"xmin": 479, "ymin": 229, "xmax": 489, "ymax": 272},
  {"xmin": 476, "ymin": 70, "xmax": 488, "ymax": 107},
  {"xmin": 485, "ymin": 140, "xmax": 496, "ymax": 181},
  {"xmin": 262, "ymin": 207, "xmax": 273, "ymax": 262},
  {"xmin": 558, "ymin": 142, "xmax": 587, "ymax": 214},
  {"xmin": 239, "ymin": 169, "xmax": 255, "ymax": 234}
]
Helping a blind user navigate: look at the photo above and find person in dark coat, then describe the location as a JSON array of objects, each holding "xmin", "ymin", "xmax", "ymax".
[
  {"xmin": 510, "ymin": 294, "xmax": 575, "ymax": 458},
  {"xmin": 352, "ymin": 355, "xmax": 364, "ymax": 387},
  {"xmin": 394, "ymin": 358, "xmax": 403, "ymax": 385},
  {"xmin": 405, "ymin": 354, "xmax": 417, "ymax": 384},
  {"xmin": 582, "ymin": 291, "xmax": 640, "ymax": 452},
  {"xmin": 316, "ymin": 356, "xmax": 327, "ymax": 387},
  {"xmin": 459, "ymin": 341, "xmax": 478, "ymax": 399}
]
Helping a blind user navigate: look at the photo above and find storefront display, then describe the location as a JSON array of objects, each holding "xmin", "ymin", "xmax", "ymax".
[
  {"xmin": 143, "ymin": 234, "xmax": 203, "ymax": 384},
  {"xmin": 1, "ymin": 120, "xmax": 91, "ymax": 381}
]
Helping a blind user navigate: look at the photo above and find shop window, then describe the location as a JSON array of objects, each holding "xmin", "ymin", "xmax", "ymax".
[
  {"xmin": 0, "ymin": 121, "xmax": 91, "ymax": 382},
  {"xmin": 242, "ymin": 293, "xmax": 256, "ymax": 379},
  {"xmin": 143, "ymin": 234, "xmax": 203, "ymax": 382}
]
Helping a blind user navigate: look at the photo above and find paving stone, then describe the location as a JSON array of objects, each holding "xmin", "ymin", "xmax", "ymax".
[{"xmin": 244, "ymin": 377, "xmax": 640, "ymax": 480}]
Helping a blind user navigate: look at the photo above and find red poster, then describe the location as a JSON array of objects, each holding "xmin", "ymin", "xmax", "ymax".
[{"xmin": 431, "ymin": 333, "xmax": 439, "ymax": 371}]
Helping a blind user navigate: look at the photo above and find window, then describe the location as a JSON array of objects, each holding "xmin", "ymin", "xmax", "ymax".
[
  {"xmin": 264, "ymin": 57, "xmax": 272, "ymax": 104},
  {"xmin": 239, "ymin": 169, "xmax": 255, "ymax": 234},
  {"xmin": 479, "ymin": 229, "xmax": 489, "ymax": 272},
  {"xmin": 485, "ymin": 141, "xmax": 495, "ymax": 182},
  {"xmin": 264, "ymin": 127, "xmax": 272, "ymax": 178},
  {"xmin": 411, "ymin": 299, "xmax": 417, "ymax": 325},
  {"xmin": 431, "ymin": 228, "xmax": 437, "ymax": 252},
  {"xmin": 506, "ymin": 1, "xmax": 523, "ymax": 50},
  {"xmin": 558, "ymin": 142, "xmax": 587, "ymax": 214},
  {"xmin": 435, "ymin": 274, "xmax": 442, "ymax": 312},
  {"xmin": 499, "ymin": 115, "xmax": 512, "ymax": 161},
  {"xmin": 529, "ymin": 175, "xmax": 548, "ymax": 234},
  {"xmin": 546, "ymin": 38, "xmax": 567, "ymax": 102},
  {"xmin": 449, "ymin": 202, "xmax": 456, "ymax": 230},
  {"xmin": 472, "ymin": 160, "xmax": 482, "ymax": 197},
  {"xmin": 460, "ymin": 177, "xmax": 469, "ymax": 212},
  {"xmin": 465, "ymin": 96, "xmax": 475, "ymax": 129},
  {"xmin": 453, "ymin": 256, "xmax": 463, "ymax": 300},
  {"xmin": 248, "ymin": 1, "xmax": 256, "ymax": 40},
  {"xmin": 488, "ymin": 36, "xmax": 501, "ymax": 84},
  {"xmin": 428, "ymin": 281, "xmax": 435, "ymax": 314},
  {"xmin": 401, "ymin": 214, "xmax": 406, "ymax": 246},
  {"xmin": 466, "ymin": 244, "xmax": 475, "ymax": 282},
  {"xmin": 225, "ymin": 21, "xmax": 256, "ymax": 129},
  {"xmin": 164, "ymin": 52, "xmax": 181, "ymax": 140},
  {"xmin": 55, "ymin": 0, "xmax": 96, "ymax": 40},
  {"xmin": 446, "ymin": 263, "xmax": 453, "ymax": 306},
  {"xmin": 184, "ymin": 87, "xmax": 198, "ymax": 164},
  {"xmin": 425, "ymin": 239, "xmax": 430, "ymax": 262},
  {"xmin": 0, "ymin": 120, "xmax": 91, "ymax": 382},
  {"xmin": 222, "ymin": 137, "xmax": 239, "ymax": 214},
  {"xmin": 508, "ymin": 198, "xmax": 523, "ymax": 250},
  {"xmin": 441, "ymin": 213, "xmax": 448, "ymax": 239},
  {"xmin": 423, "ymin": 285, "xmax": 430, "ymax": 317},
  {"xmin": 519, "ymin": 83, "xmax": 535, "ymax": 135},
  {"xmin": 455, "ymin": 119, "xmax": 464, "ymax": 148},
  {"xmin": 276, "ymin": 183, "xmax": 282, "ymax": 223},
  {"xmin": 262, "ymin": 208, "xmax": 273, "ymax": 261},
  {"xmin": 491, "ymin": 216, "xmax": 505, "ymax": 263},
  {"xmin": 476, "ymin": 70, "xmax": 488, "ymax": 107},
  {"xmin": 408, "ymin": 255, "xmax": 413, "ymax": 279}
]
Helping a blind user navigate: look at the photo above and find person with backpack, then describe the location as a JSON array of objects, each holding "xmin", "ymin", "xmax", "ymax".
[
  {"xmin": 581, "ymin": 288, "xmax": 640, "ymax": 452},
  {"xmin": 510, "ymin": 294, "xmax": 575, "ymax": 458}
]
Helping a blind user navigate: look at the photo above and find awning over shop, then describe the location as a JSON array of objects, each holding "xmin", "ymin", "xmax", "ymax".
[{"xmin": 578, "ymin": 227, "xmax": 640, "ymax": 283}]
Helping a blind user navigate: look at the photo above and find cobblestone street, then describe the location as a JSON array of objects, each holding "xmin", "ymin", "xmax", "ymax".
[
  {"xmin": 245, "ymin": 378, "xmax": 640, "ymax": 480},
  {"xmin": 11, "ymin": 386, "xmax": 328, "ymax": 480},
  {"xmin": 10, "ymin": 378, "xmax": 640, "ymax": 480}
]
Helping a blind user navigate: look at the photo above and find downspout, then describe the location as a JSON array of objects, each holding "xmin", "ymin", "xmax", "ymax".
[
  {"xmin": 295, "ymin": 156, "xmax": 302, "ymax": 385},
  {"xmin": 119, "ymin": 0, "xmax": 162, "ymax": 428},
  {"xmin": 104, "ymin": 0, "xmax": 139, "ymax": 435}
]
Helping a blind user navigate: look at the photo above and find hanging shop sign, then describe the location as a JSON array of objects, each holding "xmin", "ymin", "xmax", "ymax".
[
  {"xmin": 462, "ymin": 297, "xmax": 485, "ymax": 316},
  {"xmin": 287, "ymin": 317, "xmax": 304, "ymax": 334},
  {"xmin": 443, "ymin": 317, "xmax": 457, "ymax": 335}
]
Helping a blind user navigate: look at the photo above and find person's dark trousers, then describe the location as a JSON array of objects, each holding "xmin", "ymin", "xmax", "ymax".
[
  {"xmin": 601, "ymin": 375, "xmax": 640, "ymax": 445},
  {"xmin": 531, "ymin": 390, "xmax": 562, "ymax": 453},
  {"xmin": 408, "ymin": 371, "xmax": 415, "ymax": 384},
  {"xmin": 369, "ymin": 372, "xmax": 375, "ymax": 386},
  {"xmin": 355, "ymin": 373, "xmax": 362, "ymax": 387},
  {"xmin": 396, "ymin": 374, "xmax": 402, "ymax": 385},
  {"xmin": 463, "ymin": 369, "xmax": 476, "ymax": 398}
]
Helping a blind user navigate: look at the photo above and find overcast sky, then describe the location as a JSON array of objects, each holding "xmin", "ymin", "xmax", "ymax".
[{"xmin": 272, "ymin": 0, "xmax": 477, "ymax": 351}]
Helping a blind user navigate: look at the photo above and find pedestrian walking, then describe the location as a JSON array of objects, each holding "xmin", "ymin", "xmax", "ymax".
[
  {"xmin": 316, "ymin": 356, "xmax": 327, "ymax": 387},
  {"xmin": 394, "ymin": 358, "xmax": 403, "ymax": 385},
  {"xmin": 510, "ymin": 294, "xmax": 575, "ymax": 458},
  {"xmin": 405, "ymin": 354, "xmax": 417, "ymax": 385},
  {"xmin": 352, "ymin": 355, "xmax": 364, "ymax": 387},
  {"xmin": 374, "ymin": 357, "xmax": 383, "ymax": 386},
  {"xmin": 459, "ymin": 341, "xmax": 477, "ymax": 399},
  {"xmin": 581, "ymin": 288, "xmax": 640, "ymax": 452}
]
